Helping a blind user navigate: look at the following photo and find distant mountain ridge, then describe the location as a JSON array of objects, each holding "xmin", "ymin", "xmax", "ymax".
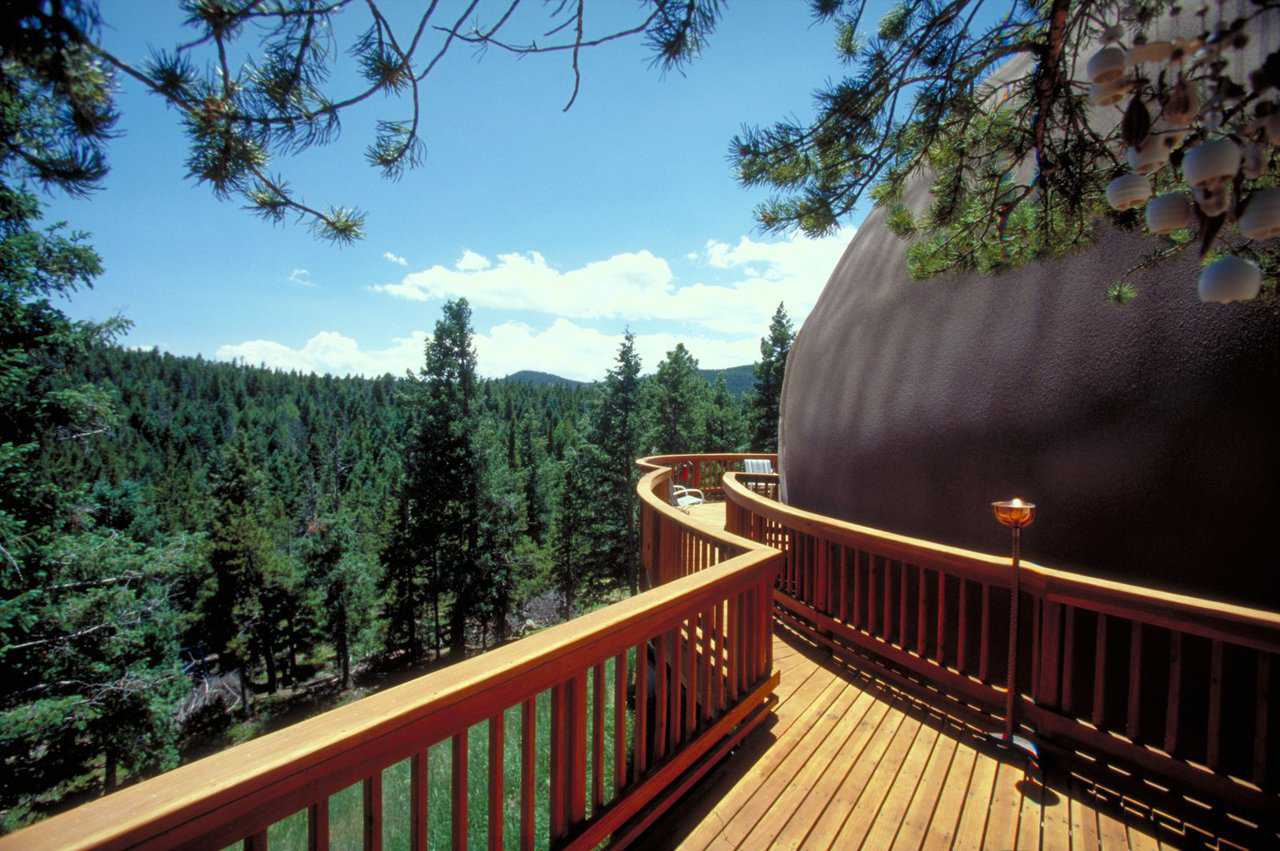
[
  {"xmin": 502, "ymin": 365, "xmax": 755, "ymax": 396},
  {"xmin": 501, "ymin": 370, "xmax": 587, "ymax": 388}
]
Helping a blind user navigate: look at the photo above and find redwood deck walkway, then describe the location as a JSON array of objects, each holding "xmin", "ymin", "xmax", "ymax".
[
  {"xmin": 645, "ymin": 626, "xmax": 1176, "ymax": 850},
  {"xmin": 647, "ymin": 500, "xmax": 1181, "ymax": 850}
]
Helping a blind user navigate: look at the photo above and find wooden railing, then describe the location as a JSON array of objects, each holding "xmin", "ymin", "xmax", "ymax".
[
  {"xmin": 723, "ymin": 469, "xmax": 1280, "ymax": 841},
  {"xmin": 635, "ymin": 453, "xmax": 777, "ymax": 589},
  {"xmin": 0, "ymin": 465, "xmax": 780, "ymax": 850}
]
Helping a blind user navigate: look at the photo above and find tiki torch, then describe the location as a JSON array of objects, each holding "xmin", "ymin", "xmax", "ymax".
[{"xmin": 992, "ymin": 498, "xmax": 1035, "ymax": 742}]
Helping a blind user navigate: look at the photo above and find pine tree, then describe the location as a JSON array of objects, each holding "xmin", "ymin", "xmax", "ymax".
[
  {"xmin": 0, "ymin": 188, "xmax": 191, "ymax": 825},
  {"xmin": 303, "ymin": 517, "xmax": 377, "ymax": 689},
  {"xmin": 205, "ymin": 435, "xmax": 275, "ymax": 702},
  {"xmin": 704, "ymin": 376, "xmax": 746, "ymax": 452},
  {"xmin": 648, "ymin": 343, "xmax": 707, "ymax": 454},
  {"xmin": 749, "ymin": 303, "xmax": 795, "ymax": 452},
  {"xmin": 549, "ymin": 431, "xmax": 595, "ymax": 619},
  {"xmin": 590, "ymin": 331, "xmax": 645, "ymax": 592}
]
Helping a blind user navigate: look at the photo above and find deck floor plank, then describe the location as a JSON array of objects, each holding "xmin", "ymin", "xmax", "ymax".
[
  {"xmin": 891, "ymin": 731, "xmax": 959, "ymax": 851},
  {"xmin": 736, "ymin": 689, "xmax": 878, "ymax": 849},
  {"xmin": 716, "ymin": 680, "xmax": 862, "ymax": 848},
  {"xmin": 919, "ymin": 740, "xmax": 979, "ymax": 851},
  {"xmin": 640, "ymin": 627, "xmax": 1220, "ymax": 850},
  {"xmin": 951, "ymin": 752, "xmax": 999, "ymax": 851},
  {"xmin": 861, "ymin": 721, "xmax": 944, "ymax": 849},
  {"xmin": 982, "ymin": 760, "xmax": 1025, "ymax": 850},
  {"xmin": 1099, "ymin": 806, "xmax": 1132, "ymax": 850},
  {"xmin": 768, "ymin": 698, "xmax": 895, "ymax": 850},
  {"xmin": 826, "ymin": 715, "xmax": 926, "ymax": 848}
]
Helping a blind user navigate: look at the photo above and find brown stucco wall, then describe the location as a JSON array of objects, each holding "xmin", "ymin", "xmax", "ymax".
[{"xmin": 778, "ymin": 180, "xmax": 1280, "ymax": 608}]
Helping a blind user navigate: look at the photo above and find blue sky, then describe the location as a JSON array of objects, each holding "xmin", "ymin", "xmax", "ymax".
[{"xmin": 45, "ymin": 1, "xmax": 876, "ymax": 381}]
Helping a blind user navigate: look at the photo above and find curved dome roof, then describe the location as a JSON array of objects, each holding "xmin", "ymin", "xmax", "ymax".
[{"xmin": 777, "ymin": 178, "xmax": 1279, "ymax": 607}]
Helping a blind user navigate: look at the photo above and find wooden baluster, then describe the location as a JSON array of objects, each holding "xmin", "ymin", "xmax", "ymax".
[
  {"xmin": 701, "ymin": 605, "xmax": 714, "ymax": 728},
  {"xmin": 1255, "ymin": 655, "xmax": 1270, "ymax": 787},
  {"xmin": 746, "ymin": 586, "xmax": 758, "ymax": 685},
  {"xmin": 550, "ymin": 684, "xmax": 566, "ymax": 841},
  {"xmin": 836, "ymin": 545, "xmax": 847, "ymax": 622},
  {"xmin": 738, "ymin": 590, "xmax": 749, "ymax": 695},
  {"xmin": 1208, "ymin": 639, "xmax": 1223, "ymax": 771},
  {"xmin": 1164, "ymin": 632, "xmax": 1181, "ymax": 755},
  {"xmin": 1126, "ymin": 622, "xmax": 1143, "ymax": 742},
  {"xmin": 487, "ymin": 715, "xmax": 504, "ymax": 851},
  {"xmin": 1062, "ymin": 607, "xmax": 1076, "ymax": 714},
  {"xmin": 364, "ymin": 772, "xmax": 383, "ymax": 851},
  {"xmin": 899, "ymin": 560, "xmax": 908, "ymax": 649},
  {"xmin": 635, "ymin": 642, "xmax": 649, "ymax": 776},
  {"xmin": 728, "ymin": 594, "xmax": 740, "ymax": 703},
  {"xmin": 1030, "ymin": 598, "xmax": 1041, "ymax": 703},
  {"xmin": 854, "ymin": 550, "xmax": 863, "ymax": 630},
  {"xmin": 917, "ymin": 565, "xmax": 927, "ymax": 657},
  {"xmin": 1038, "ymin": 602, "xmax": 1063, "ymax": 709},
  {"xmin": 592, "ymin": 664, "xmax": 605, "ymax": 813},
  {"xmin": 521, "ymin": 700, "xmax": 536, "ymax": 851},
  {"xmin": 409, "ymin": 753, "xmax": 427, "ymax": 851},
  {"xmin": 668, "ymin": 628, "xmax": 681, "ymax": 749},
  {"xmin": 245, "ymin": 831, "xmax": 268, "ymax": 851},
  {"xmin": 309, "ymin": 798, "xmax": 330, "ymax": 851},
  {"xmin": 684, "ymin": 617, "xmax": 697, "ymax": 742},
  {"xmin": 655, "ymin": 632, "xmax": 668, "ymax": 761},
  {"xmin": 760, "ymin": 577, "xmax": 771, "ymax": 676},
  {"xmin": 936, "ymin": 571, "xmax": 947, "ymax": 666},
  {"xmin": 570, "ymin": 672, "xmax": 587, "ymax": 826},
  {"xmin": 816, "ymin": 537, "xmax": 829, "ymax": 612},
  {"xmin": 613, "ymin": 654, "xmax": 627, "ymax": 795},
  {"xmin": 867, "ymin": 555, "xmax": 877, "ymax": 635},
  {"xmin": 957, "ymin": 579, "xmax": 968, "ymax": 674},
  {"xmin": 713, "ymin": 601, "xmax": 725, "ymax": 713},
  {"xmin": 1092, "ymin": 614, "xmax": 1108, "ymax": 729},
  {"xmin": 978, "ymin": 584, "xmax": 991, "ymax": 682}
]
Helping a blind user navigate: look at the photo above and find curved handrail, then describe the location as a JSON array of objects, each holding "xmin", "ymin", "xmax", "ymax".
[
  {"xmin": 720, "ymin": 466, "xmax": 1280, "ymax": 835},
  {"xmin": 635, "ymin": 454, "xmax": 778, "ymax": 589},
  {"xmin": 722, "ymin": 471, "xmax": 1280, "ymax": 648}
]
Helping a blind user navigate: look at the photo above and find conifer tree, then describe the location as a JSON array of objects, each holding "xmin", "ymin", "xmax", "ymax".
[
  {"xmin": 749, "ymin": 303, "xmax": 795, "ymax": 452},
  {"xmin": 384, "ymin": 299, "xmax": 482, "ymax": 659},
  {"xmin": 520, "ymin": 418, "xmax": 546, "ymax": 544},
  {"xmin": 648, "ymin": 343, "xmax": 707, "ymax": 454},
  {"xmin": 704, "ymin": 375, "xmax": 747, "ymax": 452},
  {"xmin": 205, "ymin": 435, "xmax": 275, "ymax": 702},
  {"xmin": 549, "ymin": 431, "xmax": 595, "ymax": 619},
  {"xmin": 0, "ymin": 187, "xmax": 191, "ymax": 824},
  {"xmin": 591, "ymin": 331, "xmax": 645, "ymax": 593},
  {"xmin": 303, "ymin": 518, "xmax": 377, "ymax": 689}
]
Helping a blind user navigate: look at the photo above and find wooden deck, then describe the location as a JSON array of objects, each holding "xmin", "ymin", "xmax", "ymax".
[
  {"xmin": 648, "ymin": 498, "xmax": 1186, "ymax": 850},
  {"xmin": 643, "ymin": 624, "xmax": 1176, "ymax": 850},
  {"xmin": 683, "ymin": 500, "xmax": 728, "ymax": 532}
]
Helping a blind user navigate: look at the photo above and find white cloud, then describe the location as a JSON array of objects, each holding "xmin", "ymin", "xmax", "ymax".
[
  {"xmin": 288, "ymin": 268, "xmax": 316, "ymax": 287},
  {"xmin": 383, "ymin": 251, "xmax": 408, "ymax": 266},
  {"xmin": 455, "ymin": 249, "xmax": 492, "ymax": 272},
  {"xmin": 216, "ymin": 321, "xmax": 759, "ymax": 382},
  {"xmin": 476, "ymin": 320, "xmax": 760, "ymax": 382},
  {"xmin": 372, "ymin": 228, "xmax": 854, "ymax": 336},
  {"xmin": 217, "ymin": 331, "xmax": 424, "ymax": 377}
]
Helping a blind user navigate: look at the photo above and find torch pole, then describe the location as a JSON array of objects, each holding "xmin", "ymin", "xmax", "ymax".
[{"xmin": 1004, "ymin": 525, "xmax": 1021, "ymax": 741}]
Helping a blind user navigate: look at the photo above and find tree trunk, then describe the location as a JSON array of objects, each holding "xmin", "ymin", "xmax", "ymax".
[
  {"xmin": 103, "ymin": 746, "xmax": 118, "ymax": 796},
  {"xmin": 238, "ymin": 666, "xmax": 252, "ymax": 717},
  {"xmin": 449, "ymin": 593, "xmax": 467, "ymax": 658},
  {"xmin": 337, "ymin": 606, "xmax": 351, "ymax": 689},
  {"xmin": 264, "ymin": 640, "xmax": 278, "ymax": 694}
]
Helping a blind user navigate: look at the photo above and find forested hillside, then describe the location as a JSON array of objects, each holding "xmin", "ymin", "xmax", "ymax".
[{"xmin": 4, "ymin": 278, "xmax": 795, "ymax": 828}]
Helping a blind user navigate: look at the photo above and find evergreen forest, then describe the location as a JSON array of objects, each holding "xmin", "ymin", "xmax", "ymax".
[{"xmin": 0, "ymin": 203, "xmax": 795, "ymax": 829}]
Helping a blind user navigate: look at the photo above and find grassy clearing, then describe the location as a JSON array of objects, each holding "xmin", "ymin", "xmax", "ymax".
[{"xmin": 257, "ymin": 654, "xmax": 634, "ymax": 850}]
